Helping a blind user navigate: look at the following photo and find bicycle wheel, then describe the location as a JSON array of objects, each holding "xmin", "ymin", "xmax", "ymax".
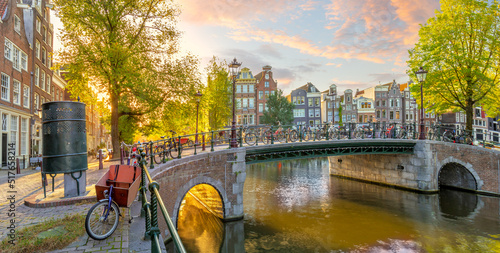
[
  {"xmin": 289, "ymin": 130, "xmax": 298, "ymax": 142},
  {"xmin": 245, "ymin": 133, "xmax": 257, "ymax": 146},
  {"xmin": 169, "ymin": 144, "xmax": 179, "ymax": 159},
  {"xmin": 153, "ymin": 147, "xmax": 163, "ymax": 164},
  {"xmin": 443, "ymin": 131, "xmax": 454, "ymax": 142},
  {"xmin": 85, "ymin": 201, "xmax": 120, "ymax": 240}
]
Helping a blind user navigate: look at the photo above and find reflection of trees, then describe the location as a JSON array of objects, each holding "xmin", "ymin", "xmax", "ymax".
[{"xmin": 177, "ymin": 184, "xmax": 224, "ymax": 253}]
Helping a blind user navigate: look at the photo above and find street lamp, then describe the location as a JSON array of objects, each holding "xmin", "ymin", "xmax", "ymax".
[
  {"xmin": 195, "ymin": 91, "xmax": 202, "ymax": 145},
  {"xmin": 229, "ymin": 58, "xmax": 241, "ymax": 148},
  {"xmin": 415, "ymin": 66, "xmax": 428, "ymax": 140},
  {"xmin": 328, "ymin": 84, "xmax": 337, "ymax": 125}
]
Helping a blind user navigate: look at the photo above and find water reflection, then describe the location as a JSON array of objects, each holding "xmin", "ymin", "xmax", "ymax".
[{"xmin": 178, "ymin": 158, "xmax": 500, "ymax": 252}]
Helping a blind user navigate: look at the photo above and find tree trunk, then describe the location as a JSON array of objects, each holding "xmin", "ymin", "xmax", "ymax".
[
  {"xmin": 465, "ymin": 102, "xmax": 474, "ymax": 133},
  {"xmin": 110, "ymin": 91, "xmax": 120, "ymax": 159}
]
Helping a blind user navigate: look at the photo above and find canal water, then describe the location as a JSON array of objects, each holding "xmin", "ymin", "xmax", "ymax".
[{"xmin": 177, "ymin": 158, "xmax": 500, "ymax": 252}]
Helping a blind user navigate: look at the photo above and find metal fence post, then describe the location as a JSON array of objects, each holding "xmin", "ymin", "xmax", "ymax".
[
  {"xmin": 299, "ymin": 125, "xmax": 303, "ymax": 142},
  {"xmin": 177, "ymin": 136, "xmax": 182, "ymax": 159},
  {"xmin": 239, "ymin": 126, "xmax": 243, "ymax": 147},
  {"xmin": 348, "ymin": 123, "xmax": 352, "ymax": 139},
  {"xmin": 149, "ymin": 142, "xmax": 154, "ymax": 169},
  {"xmin": 211, "ymin": 131, "xmax": 215, "ymax": 152}
]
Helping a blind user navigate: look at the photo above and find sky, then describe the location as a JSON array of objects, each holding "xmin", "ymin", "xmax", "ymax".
[{"xmin": 52, "ymin": 0, "xmax": 441, "ymax": 95}]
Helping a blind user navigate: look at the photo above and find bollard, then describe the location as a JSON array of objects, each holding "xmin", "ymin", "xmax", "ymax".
[
  {"xmin": 120, "ymin": 145, "xmax": 124, "ymax": 165},
  {"xmin": 202, "ymin": 134, "xmax": 206, "ymax": 151},
  {"xmin": 16, "ymin": 158, "xmax": 20, "ymax": 174},
  {"xmin": 99, "ymin": 149, "xmax": 103, "ymax": 170}
]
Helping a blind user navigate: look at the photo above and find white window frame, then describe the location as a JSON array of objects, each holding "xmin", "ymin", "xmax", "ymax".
[
  {"xmin": 14, "ymin": 15, "xmax": 21, "ymax": 34},
  {"xmin": 40, "ymin": 70, "xmax": 45, "ymax": 91},
  {"xmin": 20, "ymin": 118, "xmax": 27, "ymax": 155},
  {"xmin": 4, "ymin": 39, "xmax": 12, "ymax": 60},
  {"xmin": 21, "ymin": 51, "xmax": 27, "ymax": 71},
  {"xmin": 23, "ymin": 85, "xmax": 30, "ymax": 108},
  {"xmin": 1, "ymin": 73, "xmax": 10, "ymax": 101},
  {"xmin": 13, "ymin": 79, "xmax": 20, "ymax": 105},
  {"xmin": 35, "ymin": 65, "xmax": 40, "ymax": 87},
  {"xmin": 47, "ymin": 75, "xmax": 51, "ymax": 94},
  {"xmin": 36, "ymin": 17, "xmax": 41, "ymax": 33},
  {"xmin": 36, "ymin": 40, "xmax": 40, "ymax": 59},
  {"xmin": 10, "ymin": 115, "xmax": 18, "ymax": 150}
]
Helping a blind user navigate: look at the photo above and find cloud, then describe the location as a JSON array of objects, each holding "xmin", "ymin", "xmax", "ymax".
[
  {"xmin": 300, "ymin": 0, "xmax": 320, "ymax": 11},
  {"xmin": 326, "ymin": 62, "xmax": 342, "ymax": 67},
  {"xmin": 178, "ymin": 0, "xmax": 302, "ymax": 27},
  {"xmin": 368, "ymin": 73, "xmax": 408, "ymax": 83},
  {"xmin": 256, "ymin": 44, "xmax": 282, "ymax": 58}
]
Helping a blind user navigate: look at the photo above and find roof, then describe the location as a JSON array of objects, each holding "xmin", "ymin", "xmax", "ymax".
[
  {"xmin": 296, "ymin": 82, "xmax": 319, "ymax": 93},
  {"xmin": 1, "ymin": 0, "xmax": 9, "ymax": 21},
  {"xmin": 400, "ymin": 83, "xmax": 408, "ymax": 92}
]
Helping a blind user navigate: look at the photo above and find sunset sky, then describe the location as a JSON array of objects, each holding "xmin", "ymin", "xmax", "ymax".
[{"xmin": 53, "ymin": 0, "xmax": 441, "ymax": 95}]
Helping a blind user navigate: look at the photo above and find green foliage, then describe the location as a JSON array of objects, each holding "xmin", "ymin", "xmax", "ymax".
[
  {"xmin": 261, "ymin": 90, "xmax": 295, "ymax": 126},
  {"xmin": 54, "ymin": 0, "xmax": 201, "ymax": 155},
  {"xmin": 204, "ymin": 57, "xmax": 232, "ymax": 131},
  {"xmin": 407, "ymin": 0, "xmax": 500, "ymax": 131},
  {"xmin": 338, "ymin": 104, "xmax": 343, "ymax": 126}
]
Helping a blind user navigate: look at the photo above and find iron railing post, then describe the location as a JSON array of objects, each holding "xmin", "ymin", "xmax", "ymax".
[
  {"xmin": 149, "ymin": 182, "xmax": 161, "ymax": 252},
  {"xmin": 149, "ymin": 142, "xmax": 154, "ymax": 169},
  {"xmin": 177, "ymin": 136, "xmax": 182, "ymax": 159},
  {"xmin": 348, "ymin": 123, "xmax": 352, "ymax": 139},
  {"xmin": 299, "ymin": 125, "xmax": 303, "ymax": 142},
  {"xmin": 211, "ymin": 131, "xmax": 214, "ymax": 152},
  {"xmin": 270, "ymin": 126, "xmax": 274, "ymax": 144},
  {"xmin": 326, "ymin": 123, "xmax": 329, "ymax": 140}
]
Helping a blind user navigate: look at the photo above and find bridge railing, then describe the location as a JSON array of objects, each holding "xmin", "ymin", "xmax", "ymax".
[
  {"xmin": 136, "ymin": 147, "xmax": 187, "ymax": 253},
  {"xmin": 120, "ymin": 123, "xmax": 500, "ymax": 166}
]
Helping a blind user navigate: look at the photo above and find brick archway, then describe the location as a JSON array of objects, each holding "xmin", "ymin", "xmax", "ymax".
[{"xmin": 436, "ymin": 157, "xmax": 483, "ymax": 191}]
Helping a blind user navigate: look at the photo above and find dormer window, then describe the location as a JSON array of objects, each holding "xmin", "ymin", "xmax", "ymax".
[{"xmin": 14, "ymin": 15, "xmax": 21, "ymax": 34}]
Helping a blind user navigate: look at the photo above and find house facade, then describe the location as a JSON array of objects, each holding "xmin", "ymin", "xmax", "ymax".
[{"xmin": 254, "ymin": 65, "xmax": 277, "ymax": 125}]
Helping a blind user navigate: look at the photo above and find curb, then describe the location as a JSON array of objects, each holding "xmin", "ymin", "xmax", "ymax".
[{"xmin": 24, "ymin": 195, "xmax": 97, "ymax": 208}]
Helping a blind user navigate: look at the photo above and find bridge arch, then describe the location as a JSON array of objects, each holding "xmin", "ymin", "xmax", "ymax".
[
  {"xmin": 437, "ymin": 157, "xmax": 483, "ymax": 191},
  {"xmin": 172, "ymin": 175, "xmax": 228, "ymax": 228}
]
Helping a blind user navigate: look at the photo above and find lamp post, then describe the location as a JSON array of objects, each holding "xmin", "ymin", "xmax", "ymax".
[
  {"xmin": 328, "ymin": 84, "xmax": 337, "ymax": 125},
  {"xmin": 195, "ymin": 91, "xmax": 202, "ymax": 145},
  {"xmin": 229, "ymin": 58, "xmax": 241, "ymax": 148},
  {"xmin": 415, "ymin": 66, "xmax": 428, "ymax": 140}
]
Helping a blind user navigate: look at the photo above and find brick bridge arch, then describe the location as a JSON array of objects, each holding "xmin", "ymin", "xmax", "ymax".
[{"xmin": 150, "ymin": 140, "xmax": 500, "ymax": 238}]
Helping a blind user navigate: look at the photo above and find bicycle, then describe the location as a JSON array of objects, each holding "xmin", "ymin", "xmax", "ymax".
[
  {"xmin": 153, "ymin": 136, "xmax": 168, "ymax": 164},
  {"xmin": 85, "ymin": 164, "xmax": 141, "ymax": 240}
]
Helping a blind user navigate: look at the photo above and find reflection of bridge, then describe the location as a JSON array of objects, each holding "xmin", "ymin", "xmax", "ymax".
[{"xmin": 147, "ymin": 138, "xmax": 500, "ymax": 240}]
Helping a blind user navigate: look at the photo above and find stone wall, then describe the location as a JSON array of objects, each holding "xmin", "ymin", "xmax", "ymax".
[
  {"xmin": 151, "ymin": 148, "xmax": 246, "ymax": 237},
  {"xmin": 329, "ymin": 141, "xmax": 500, "ymax": 195}
]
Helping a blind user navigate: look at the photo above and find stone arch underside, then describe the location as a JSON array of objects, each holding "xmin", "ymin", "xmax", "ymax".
[
  {"xmin": 172, "ymin": 176, "xmax": 228, "ymax": 229},
  {"xmin": 438, "ymin": 162, "xmax": 477, "ymax": 191}
]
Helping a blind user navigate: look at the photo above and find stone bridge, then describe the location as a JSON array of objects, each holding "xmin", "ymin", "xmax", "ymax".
[{"xmin": 149, "ymin": 139, "xmax": 500, "ymax": 238}]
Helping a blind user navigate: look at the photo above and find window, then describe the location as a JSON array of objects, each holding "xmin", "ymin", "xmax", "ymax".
[
  {"xmin": 1, "ymin": 114, "xmax": 7, "ymax": 131},
  {"xmin": 40, "ymin": 70, "xmax": 45, "ymax": 90},
  {"xmin": 242, "ymin": 85, "xmax": 248, "ymax": 93},
  {"xmin": 21, "ymin": 52, "xmax": 27, "ymax": 70},
  {"xmin": 47, "ymin": 33, "xmax": 52, "ymax": 47},
  {"xmin": 10, "ymin": 116, "xmax": 17, "ymax": 148},
  {"xmin": 4, "ymin": 40, "xmax": 12, "ymax": 60},
  {"xmin": 265, "ymin": 81, "xmax": 269, "ymax": 87},
  {"xmin": 475, "ymin": 108, "xmax": 481, "ymax": 117},
  {"xmin": 382, "ymin": 100, "xmax": 386, "ymax": 107},
  {"xmin": 14, "ymin": 15, "xmax": 21, "ymax": 33},
  {"xmin": 315, "ymin": 108, "xmax": 320, "ymax": 117},
  {"xmin": 236, "ymin": 85, "xmax": 241, "ymax": 93},
  {"xmin": 242, "ymin": 72, "xmax": 248, "ymax": 79},
  {"xmin": 12, "ymin": 47, "xmax": 20, "ymax": 70},
  {"xmin": 21, "ymin": 118, "xmax": 27, "ymax": 155},
  {"xmin": 249, "ymin": 85, "xmax": 254, "ymax": 92},
  {"xmin": 396, "ymin": 111, "xmax": 400, "ymax": 120},
  {"xmin": 23, "ymin": 85, "xmax": 29, "ymax": 108},
  {"xmin": 36, "ymin": 40, "xmax": 40, "ymax": 59},
  {"xmin": 42, "ymin": 26, "xmax": 47, "ymax": 42},
  {"xmin": 314, "ymin": 98, "xmax": 320, "ymax": 106},
  {"xmin": 376, "ymin": 110, "xmax": 380, "ymax": 118},
  {"xmin": 46, "ymin": 76, "xmax": 51, "ymax": 93},
  {"xmin": 390, "ymin": 111, "xmax": 394, "ymax": 120},
  {"xmin": 1, "ymin": 73, "xmax": 10, "ymax": 101},
  {"xmin": 35, "ymin": 65, "xmax": 39, "ymax": 87},
  {"xmin": 308, "ymin": 99, "xmax": 313, "ymax": 107},
  {"xmin": 271, "ymin": 90, "xmax": 275, "ymax": 96},
  {"xmin": 248, "ymin": 115, "xmax": 254, "ymax": 125},
  {"xmin": 296, "ymin": 96, "xmax": 305, "ymax": 105},
  {"xmin": 34, "ymin": 93, "xmax": 39, "ymax": 110},
  {"xmin": 265, "ymin": 103, "xmax": 268, "ymax": 111},
  {"xmin": 396, "ymin": 99, "xmax": 400, "ymax": 107},
  {"xmin": 376, "ymin": 101, "xmax": 380, "ymax": 107},
  {"xmin": 13, "ymin": 80, "xmax": 20, "ymax": 105},
  {"xmin": 308, "ymin": 109, "xmax": 314, "ymax": 117},
  {"xmin": 347, "ymin": 96, "xmax": 350, "ymax": 102},
  {"xmin": 249, "ymin": 98, "xmax": 254, "ymax": 108},
  {"xmin": 376, "ymin": 93, "xmax": 381, "ymax": 98},
  {"xmin": 293, "ymin": 109, "xmax": 305, "ymax": 117},
  {"xmin": 36, "ymin": 17, "xmax": 41, "ymax": 33},
  {"xmin": 242, "ymin": 98, "xmax": 248, "ymax": 108},
  {"xmin": 259, "ymin": 91, "xmax": 263, "ymax": 99},
  {"xmin": 265, "ymin": 91, "xmax": 269, "ymax": 98},
  {"xmin": 259, "ymin": 103, "xmax": 263, "ymax": 112},
  {"xmin": 390, "ymin": 99, "xmax": 394, "ymax": 107},
  {"xmin": 41, "ymin": 47, "xmax": 46, "ymax": 65}
]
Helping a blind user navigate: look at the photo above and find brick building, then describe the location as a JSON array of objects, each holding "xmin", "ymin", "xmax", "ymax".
[
  {"xmin": 290, "ymin": 82, "xmax": 321, "ymax": 126},
  {"xmin": 253, "ymin": 65, "xmax": 277, "ymax": 125},
  {"xmin": 0, "ymin": 0, "xmax": 62, "ymax": 166},
  {"xmin": 235, "ymin": 67, "xmax": 256, "ymax": 126}
]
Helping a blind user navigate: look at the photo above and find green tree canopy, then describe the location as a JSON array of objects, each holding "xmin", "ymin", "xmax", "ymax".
[
  {"xmin": 261, "ymin": 89, "xmax": 295, "ymax": 126},
  {"xmin": 204, "ymin": 57, "xmax": 232, "ymax": 131},
  {"xmin": 407, "ymin": 0, "xmax": 500, "ymax": 131},
  {"xmin": 54, "ymin": 0, "xmax": 201, "ymax": 156}
]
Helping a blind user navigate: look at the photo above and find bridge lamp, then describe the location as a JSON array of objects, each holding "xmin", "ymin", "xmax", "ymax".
[
  {"xmin": 415, "ymin": 66, "xmax": 428, "ymax": 140},
  {"xmin": 229, "ymin": 58, "xmax": 242, "ymax": 148},
  {"xmin": 195, "ymin": 91, "xmax": 202, "ymax": 145}
]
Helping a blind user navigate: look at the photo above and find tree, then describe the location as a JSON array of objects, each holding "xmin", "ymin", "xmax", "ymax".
[
  {"xmin": 407, "ymin": 0, "xmax": 500, "ymax": 131},
  {"xmin": 338, "ymin": 103, "xmax": 343, "ymax": 126},
  {"xmin": 261, "ymin": 90, "xmax": 295, "ymax": 126},
  {"xmin": 54, "ymin": 0, "xmax": 200, "ymax": 157},
  {"xmin": 204, "ymin": 57, "xmax": 232, "ymax": 131}
]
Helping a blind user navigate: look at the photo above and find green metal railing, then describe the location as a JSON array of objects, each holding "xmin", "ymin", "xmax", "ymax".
[{"xmin": 137, "ymin": 148, "xmax": 187, "ymax": 253}]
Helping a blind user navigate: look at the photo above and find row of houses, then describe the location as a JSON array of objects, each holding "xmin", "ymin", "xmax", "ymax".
[
  {"xmin": 0, "ymin": 0, "xmax": 109, "ymax": 168},
  {"xmin": 234, "ymin": 66, "xmax": 499, "ymax": 142}
]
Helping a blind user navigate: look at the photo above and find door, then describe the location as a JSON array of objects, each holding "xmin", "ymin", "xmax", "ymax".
[{"xmin": 2, "ymin": 133, "xmax": 7, "ymax": 166}]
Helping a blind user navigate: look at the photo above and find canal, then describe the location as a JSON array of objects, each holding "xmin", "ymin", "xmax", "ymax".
[{"xmin": 176, "ymin": 158, "xmax": 500, "ymax": 252}]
